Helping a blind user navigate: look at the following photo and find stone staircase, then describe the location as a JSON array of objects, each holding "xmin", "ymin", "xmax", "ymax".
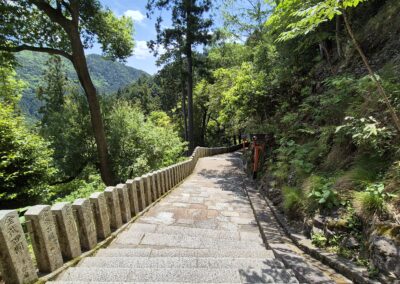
[
  {"xmin": 50, "ymin": 226, "xmax": 298, "ymax": 283},
  {"xmin": 48, "ymin": 153, "xmax": 300, "ymax": 283}
]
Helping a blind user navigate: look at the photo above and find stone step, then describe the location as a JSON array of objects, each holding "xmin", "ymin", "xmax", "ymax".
[
  {"xmin": 55, "ymin": 267, "xmax": 298, "ymax": 283},
  {"xmin": 78, "ymin": 256, "xmax": 285, "ymax": 269},
  {"xmin": 128, "ymin": 223, "xmax": 261, "ymax": 241},
  {"xmin": 95, "ymin": 247, "xmax": 275, "ymax": 258},
  {"xmin": 111, "ymin": 232, "xmax": 265, "ymax": 249}
]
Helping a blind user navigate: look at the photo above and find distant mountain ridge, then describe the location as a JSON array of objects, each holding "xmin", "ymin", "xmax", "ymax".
[{"xmin": 15, "ymin": 51, "xmax": 149, "ymax": 116}]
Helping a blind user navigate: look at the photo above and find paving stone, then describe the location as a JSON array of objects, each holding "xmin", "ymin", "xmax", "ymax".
[{"xmin": 51, "ymin": 152, "xmax": 303, "ymax": 284}]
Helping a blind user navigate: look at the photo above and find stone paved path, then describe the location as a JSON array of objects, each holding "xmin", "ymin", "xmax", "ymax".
[{"xmin": 51, "ymin": 153, "xmax": 301, "ymax": 283}]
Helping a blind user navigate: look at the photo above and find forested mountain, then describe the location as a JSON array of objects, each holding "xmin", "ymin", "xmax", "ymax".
[{"xmin": 15, "ymin": 51, "xmax": 149, "ymax": 116}]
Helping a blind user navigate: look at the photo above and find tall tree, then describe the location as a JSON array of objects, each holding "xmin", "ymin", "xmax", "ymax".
[
  {"xmin": 0, "ymin": 0, "xmax": 134, "ymax": 185},
  {"xmin": 147, "ymin": 0, "xmax": 213, "ymax": 152}
]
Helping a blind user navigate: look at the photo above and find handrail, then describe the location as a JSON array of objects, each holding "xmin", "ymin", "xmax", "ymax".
[{"xmin": 0, "ymin": 145, "xmax": 241, "ymax": 284}]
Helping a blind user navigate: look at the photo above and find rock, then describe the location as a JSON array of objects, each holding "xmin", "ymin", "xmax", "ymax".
[
  {"xmin": 303, "ymin": 219, "xmax": 313, "ymax": 238},
  {"xmin": 313, "ymin": 214, "xmax": 325, "ymax": 229},
  {"xmin": 369, "ymin": 234, "xmax": 400, "ymax": 278},
  {"xmin": 311, "ymin": 226, "xmax": 324, "ymax": 236},
  {"xmin": 340, "ymin": 236, "xmax": 360, "ymax": 249}
]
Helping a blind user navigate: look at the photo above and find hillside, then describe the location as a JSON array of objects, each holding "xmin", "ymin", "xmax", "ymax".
[{"xmin": 15, "ymin": 51, "xmax": 149, "ymax": 116}]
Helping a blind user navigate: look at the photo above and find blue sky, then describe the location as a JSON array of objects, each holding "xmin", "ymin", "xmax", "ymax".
[
  {"xmin": 87, "ymin": 0, "xmax": 223, "ymax": 75},
  {"xmin": 87, "ymin": 0, "xmax": 166, "ymax": 74}
]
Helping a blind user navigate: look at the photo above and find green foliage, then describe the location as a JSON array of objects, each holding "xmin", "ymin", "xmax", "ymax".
[
  {"xmin": 15, "ymin": 51, "xmax": 148, "ymax": 117},
  {"xmin": 311, "ymin": 232, "xmax": 327, "ymax": 247},
  {"xmin": 267, "ymin": 0, "xmax": 367, "ymax": 42},
  {"xmin": 282, "ymin": 186, "xmax": 304, "ymax": 220},
  {"xmin": 0, "ymin": 1, "xmax": 134, "ymax": 60},
  {"xmin": 0, "ymin": 65, "xmax": 55, "ymax": 208},
  {"xmin": 106, "ymin": 100, "xmax": 187, "ymax": 182},
  {"xmin": 50, "ymin": 166, "xmax": 104, "ymax": 203},
  {"xmin": 354, "ymin": 183, "xmax": 394, "ymax": 218},
  {"xmin": 305, "ymin": 175, "xmax": 340, "ymax": 211},
  {"xmin": 37, "ymin": 56, "xmax": 95, "ymax": 179},
  {"xmin": 336, "ymin": 116, "xmax": 394, "ymax": 154}
]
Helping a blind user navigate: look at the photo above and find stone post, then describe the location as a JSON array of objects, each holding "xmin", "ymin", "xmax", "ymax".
[
  {"xmin": 72, "ymin": 198, "xmax": 97, "ymax": 251},
  {"xmin": 89, "ymin": 192, "xmax": 111, "ymax": 240},
  {"xmin": 116, "ymin": 184, "xmax": 132, "ymax": 223},
  {"xmin": 166, "ymin": 167, "xmax": 171, "ymax": 188},
  {"xmin": 25, "ymin": 205, "xmax": 63, "ymax": 273},
  {"xmin": 161, "ymin": 170, "xmax": 167, "ymax": 193},
  {"xmin": 164, "ymin": 169, "xmax": 170, "ymax": 191},
  {"xmin": 169, "ymin": 167, "xmax": 174, "ymax": 187},
  {"xmin": 158, "ymin": 170, "xmax": 165, "ymax": 195},
  {"xmin": 0, "ymin": 210, "xmax": 38, "ymax": 284},
  {"xmin": 134, "ymin": 177, "xmax": 146, "ymax": 211},
  {"xmin": 149, "ymin": 173, "xmax": 158, "ymax": 201},
  {"xmin": 104, "ymin": 187, "xmax": 123, "ymax": 230},
  {"xmin": 126, "ymin": 179, "xmax": 139, "ymax": 215},
  {"xmin": 51, "ymin": 202, "xmax": 81, "ymax": 260},
  {"xmin": 142, "ymin": 174, "xmax": 153, "ymax": 205},
  {"xmin": 156, "ymin": 171, "xmax": 163, "ymax": 197}
]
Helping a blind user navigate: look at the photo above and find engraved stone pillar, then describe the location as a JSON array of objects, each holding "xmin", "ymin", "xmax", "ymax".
[
  {"xmin": 126, "ymin": 179, "xmax": 139, "ymax": 215},
  {"xmin": 134, "ymin": 177, "xmax": 146, "ymax": 211},
  {"xmin": 25, "ymin": 205, "xmax": 63, "ymax": 273},
  {"xmin": 142, "ymin": 174, "xmax": 153, "ymax": 205},
  {"xmin": 51, "ymin": 202, "xmax": 81, "ymax": 260},
  {"xmin": 0, "ymin": 210, "xmax": 38, "ymax": 284},
  {"xmin": 72, "ymin": 198, "xmax": 97, "ymax": 251},
  {"xmin": 104, "ymin": 187, "xmax": 123, "ymax": 230},
  {"xmin": 89, "ymin": 192, "xmax": 111, "ymax": 240},
  {"xmin": 116, "ymin": 184, "xmax": 132, "ymax": 223}
]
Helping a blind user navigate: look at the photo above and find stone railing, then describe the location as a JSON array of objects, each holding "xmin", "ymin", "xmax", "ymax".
[{"xmin": 0, "ymin": 145, "xmax": 241, "ymax": 284}]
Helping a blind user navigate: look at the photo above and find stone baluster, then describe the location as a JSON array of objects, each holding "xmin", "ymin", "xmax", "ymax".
[
  {"xmin": 134, "ymin": 177, "xmax": 146, "ymax": 211},
  {"xmin": 0, "ymin": 210, "xmax": 38, "ymax": 284},
  {"xmin": 142, "ymin": 174, "xmax": 153, "ymax": 205},
  {"xmin": 25, "ymin": 205, "xmax": 64, "ymax": 273},
  {"xmin": 149, "ymin": 173, "xmax": 158, "ymax": 200},
  {"xmin": 116, "ymin": 184, "xmax": 132, "ymax": 223},
  {"xmin": 89, "ymin": 192, "xmax": 111, "ymax": 240},
  {"xmin": 51, "ymin": 202, "xmax": 81, "ymax": 260},
  {"xmin": 126, "ymin": 179, "xmax": 140, "ymax": 215},
  {"xmin": 72, "ymin": 198, "xmax": 97, "ymax": 251},
  {"xmin": 104, "ymin": 186, "xmax": 123, "ymax": 230}
]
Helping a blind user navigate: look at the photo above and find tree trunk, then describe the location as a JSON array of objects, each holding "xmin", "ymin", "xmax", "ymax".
[
  {"xmin": 186, "ymin": 6, "xmax": 195, "ymax": 153},
  {"xmin": 201, "ymin": 107, "xmax": 207, "ymax": 146},
  {"xmin": 179, "ymin": 55, "xmax": 188, "ymax": 143},
  {"xmin": 342, "ymin": 10, "xmax": 400, "ymax": 133},
  {"xmin": 69, "ymin": 29, "xmax": 114, "ymax": 185},
  {"xmin": 336, "ymin": 15, "xmax": 342, "ymax": 58}
]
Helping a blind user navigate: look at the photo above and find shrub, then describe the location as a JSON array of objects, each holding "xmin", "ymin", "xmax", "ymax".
[
  {"xmin": 353, "ymin": 183, "xmax": 394, "ymax": 218},
  {"xmin": 282, "ymin": 186, "xmax": 304, "ymax": 220},
  {"xmin": 304, "ymin": 175, "xmax": 340, "ymax": 213},
  {"xmin": 311, "ymin": 232, "xmax": 327, "ymax": 247}
]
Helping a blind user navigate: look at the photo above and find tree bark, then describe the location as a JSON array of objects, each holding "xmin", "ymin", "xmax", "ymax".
[
  {"xmin": 179, "ymin": 54, "xmax": 188, "ymax": 144},
  {"xmin": 186, "ymin": 3, "xmax": 195, "ymax": 153},
  {"xmin": 68, "ymin": 28, "xmax": 114, "ymax": 185},
  {"xmin": 342, "ymin": 10, "xmax": 400, "ymax": 133},
  {"xmin": 336, "ymin": 15, "xmax": 342, "ymax": 58}
]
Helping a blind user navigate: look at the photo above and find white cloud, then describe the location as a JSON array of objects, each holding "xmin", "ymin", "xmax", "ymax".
[
  {"xmin": 123, "ymin": 10, "xmax": 145, "ymax": 23},
  {"xmin": 134, "ymin": 41, "xmax": 151, "ymax": 59},
  {"xmin": 134, "ymin": 41, "xmax": 166, "ymax": 60}
]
